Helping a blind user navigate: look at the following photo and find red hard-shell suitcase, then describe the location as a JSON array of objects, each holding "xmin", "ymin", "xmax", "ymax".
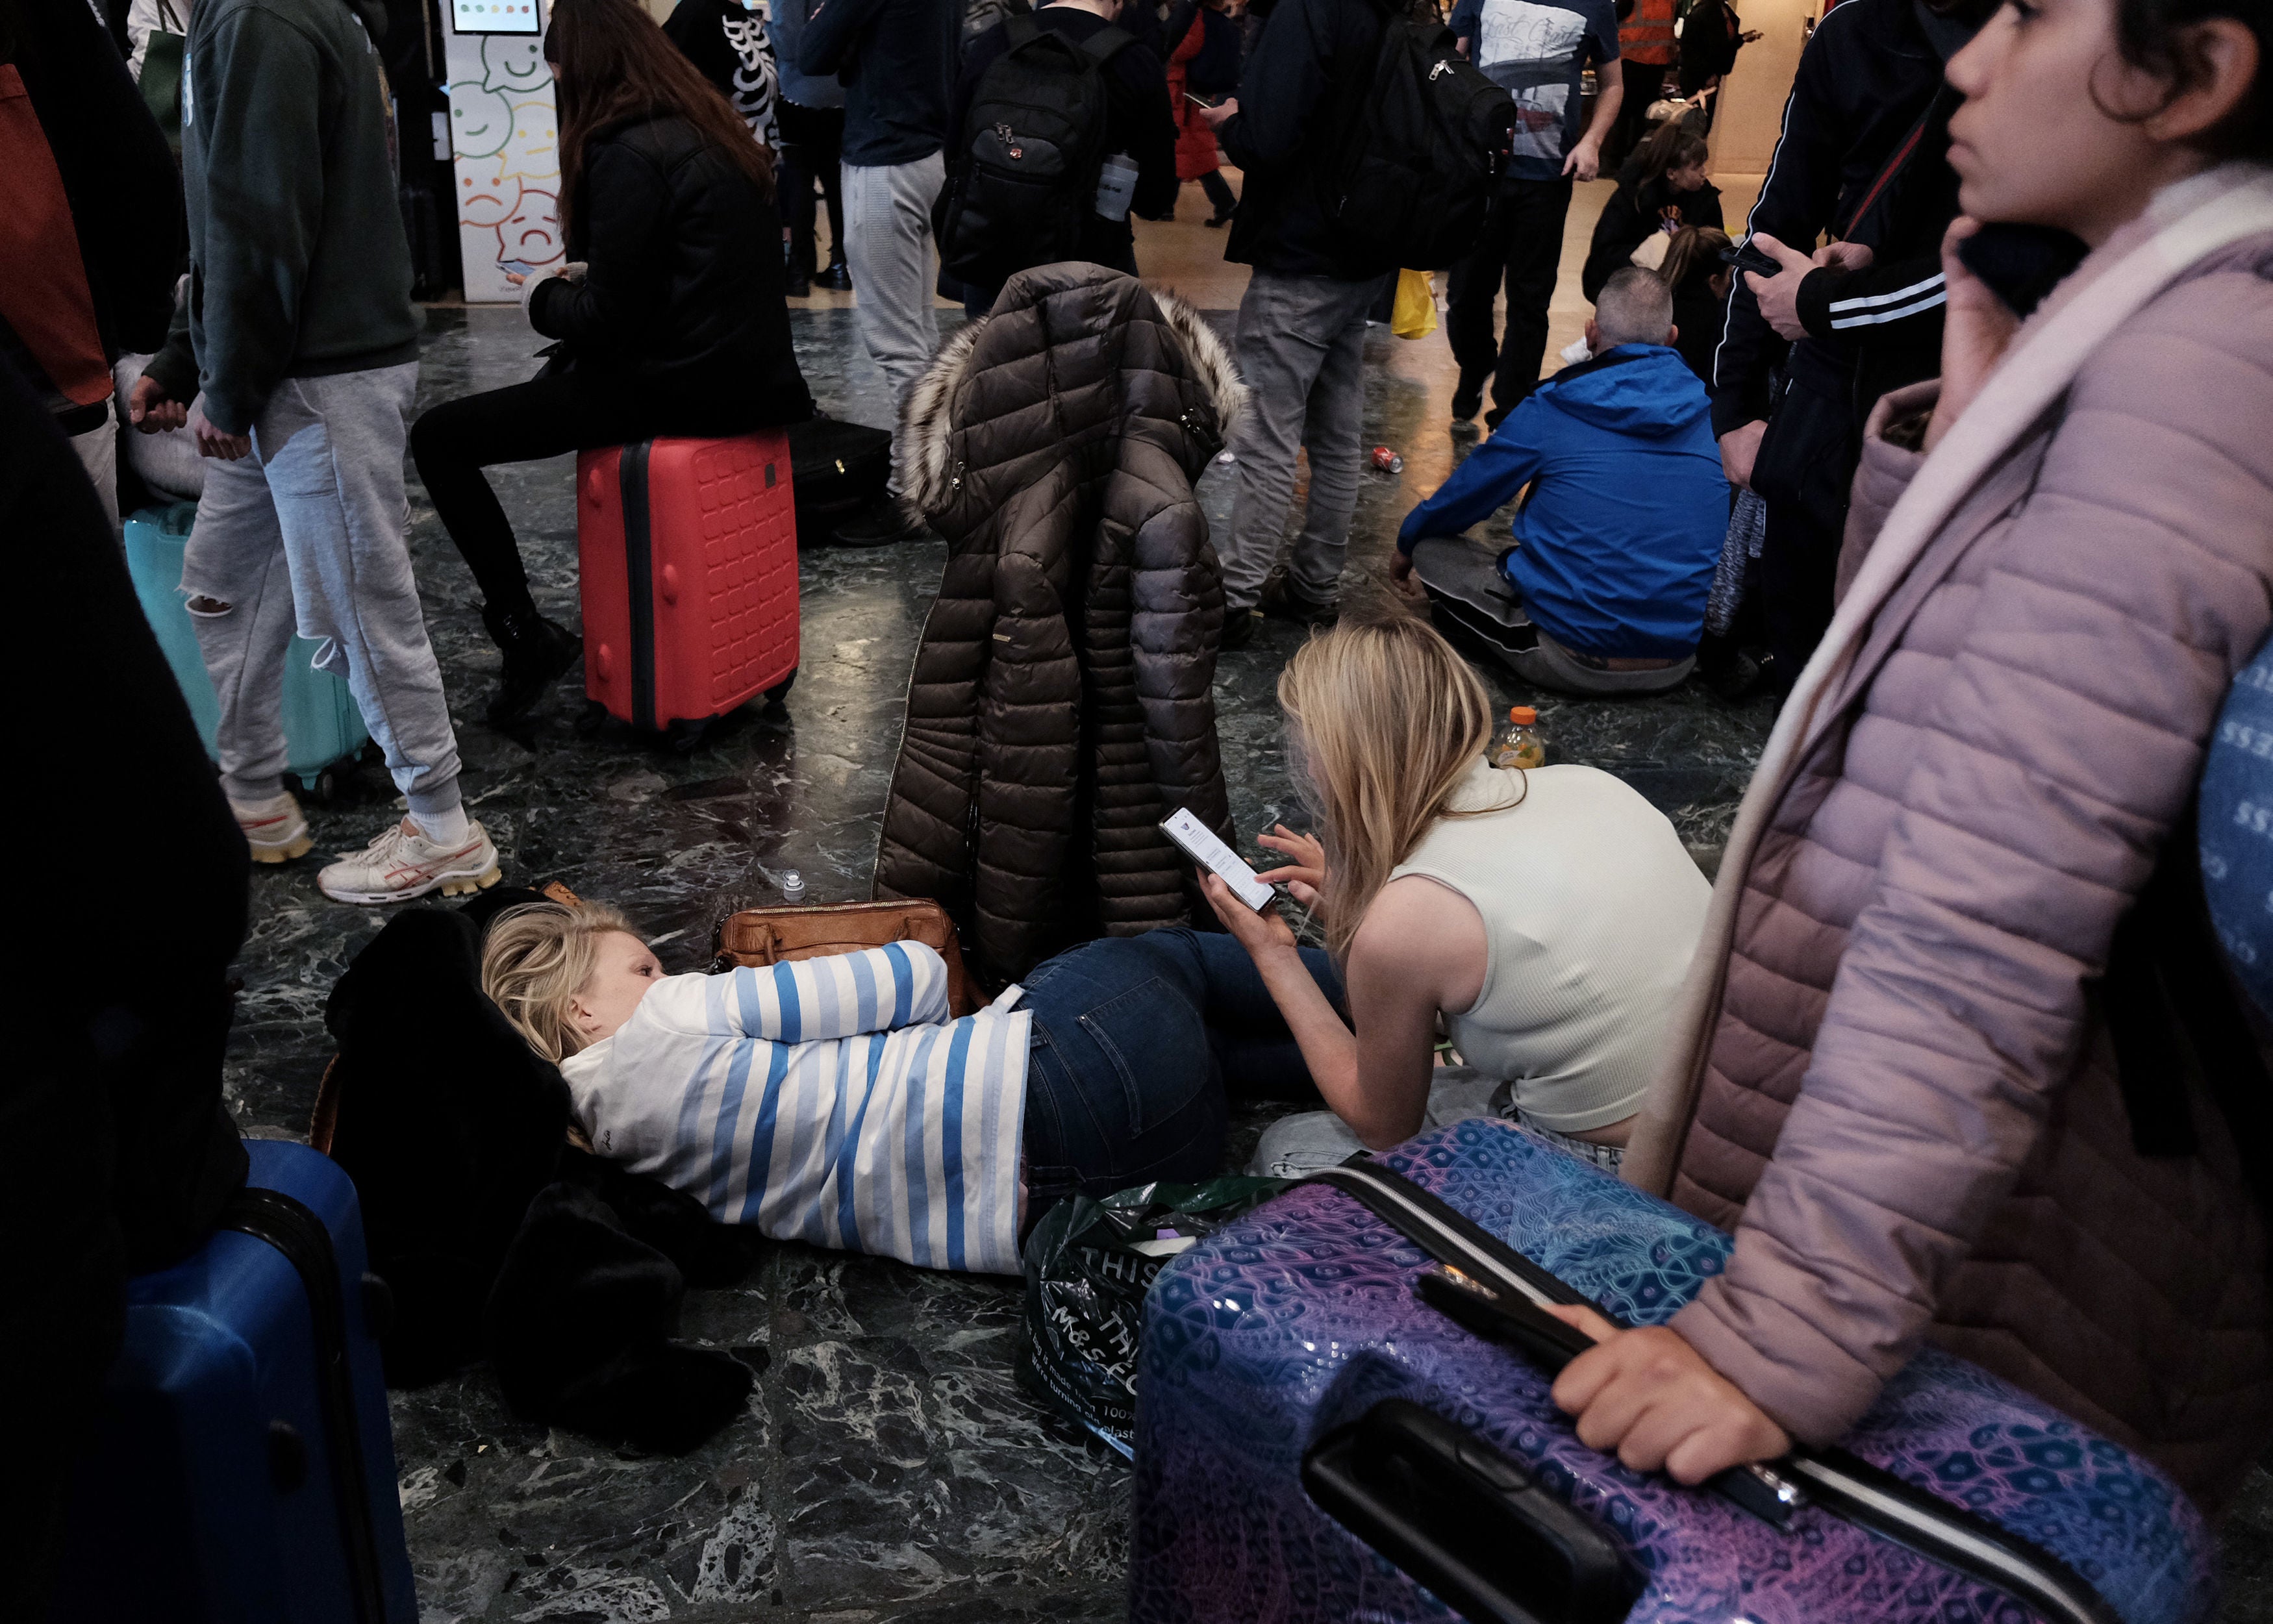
[{"xmin": 577, "ymin": 431, "xmax": 799, "ymax": 735}]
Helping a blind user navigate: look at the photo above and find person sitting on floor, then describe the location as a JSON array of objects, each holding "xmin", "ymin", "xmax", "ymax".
[
  {"xmin": 1581, "ymin": 121, "xmax": 1725, "ymax": 304},
  {"xmin": 1206, "ymin": 615, "xmax": 1710, "ymax": 1176},
  {"xmin": 409, "ymin": 0, "xmax": 815, "ymax": 726},
  {"xmin": 1660, "ymin": 224, "xmax": 1734, "ymax": 384},
  {"xmin": 1393, "ymin": 268, "xmax": 1729, "ymax": 697}
]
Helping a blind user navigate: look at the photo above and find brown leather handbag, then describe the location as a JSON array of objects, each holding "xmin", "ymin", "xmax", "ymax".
[{"xmin": 712, "ymin": 899, "xmax": 980, "ymax": 1017}]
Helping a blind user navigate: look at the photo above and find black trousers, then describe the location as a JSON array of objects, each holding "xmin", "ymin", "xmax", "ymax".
[
  {"xmin": 411, "ymin": 368, "xmax": 786, "ymax": 620},
  {"xmin": 1605, "ymin": 56, "xmax": 1672, "ymax": 173},
  {"xmin": 1446, "ymin": 177, "xmax": 1572, "ymax": 423},
  {"xmin": 778, "ymin": 99, "xmax": 846, "ymax": 277},
  {"xmin": 1198, "ymin": 169, "xmax": 1236, "ymax": 216},
  {"xmin": 1748, "ymin": 347, "xmax": 1861, "ymax": 682}
]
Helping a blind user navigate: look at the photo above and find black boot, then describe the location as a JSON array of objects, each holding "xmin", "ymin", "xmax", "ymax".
[
  {"xmin": 818, "ymin": 258, "xmax": 853, "ymax": 292},
  {"xmin": 482, "ymin": 603, "xmax": 583, "ymax": 726}
]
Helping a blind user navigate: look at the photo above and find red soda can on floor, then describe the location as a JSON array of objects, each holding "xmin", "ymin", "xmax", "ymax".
[{"xmin": 1371, "ymin": 446, "xmax": 1403, "ymax": 473}]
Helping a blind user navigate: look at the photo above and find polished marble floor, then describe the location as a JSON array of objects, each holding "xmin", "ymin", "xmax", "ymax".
[{"xmin": 217, "ymin": 183, "xmax": 2272, "ymax": 1620}]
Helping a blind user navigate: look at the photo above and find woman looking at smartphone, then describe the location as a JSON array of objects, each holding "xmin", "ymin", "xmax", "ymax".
[
  {"xmin": 1198, "ymin": 616, "xmax": 1711, "ymax": 1175},
  {"xmin": 409, "ymin": 0, "xmax": 814, "ymax": 725}
]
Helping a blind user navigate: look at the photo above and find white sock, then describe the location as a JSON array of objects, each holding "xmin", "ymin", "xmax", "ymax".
[
  {"xmin": 412, "ymin": 803, "xmax": 471, "ymax": 844},
  {"xmin": 229, "ymin": 790, "xmax": 298, "ymax": 821}
]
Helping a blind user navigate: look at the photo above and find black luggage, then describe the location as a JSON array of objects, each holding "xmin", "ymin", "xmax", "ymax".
[{"xmin": 786, "ymin": 414, "xmax": 894, "ymax": 539}]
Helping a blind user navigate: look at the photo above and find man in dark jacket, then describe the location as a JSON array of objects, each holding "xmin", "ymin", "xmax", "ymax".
[
  {"xmin": 1200, "ymin": 0, "xmax": 1403, "ymax": 645},
  {"xmin": 801, "ymin": 0, "xmax": 956, "ymax": 540},
  {"xmin": 127, "ymin": 0, "xmax": 496, "ymax": 905},
  {"xmin": 1398, "ymin": 269, "xmax": 1727, "ymax": 695},
  {"xmin": 1710, "ymin": 0, "xmax": 1983, "ymax": 686}
]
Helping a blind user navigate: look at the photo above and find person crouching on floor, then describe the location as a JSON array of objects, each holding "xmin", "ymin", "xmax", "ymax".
[
  {"xmin": 1393, "ymin": 268, "xmax": 1729, "ymax": 697},
  {"xmin": 481, "ymin": 894, "xmax": 1336, "ymax": 1271}
]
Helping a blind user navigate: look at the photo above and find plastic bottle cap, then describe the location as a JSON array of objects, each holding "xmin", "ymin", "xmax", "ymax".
[{"xmin": 1509, "ymin": 706, "xmax": 1537, "ymax": 725}]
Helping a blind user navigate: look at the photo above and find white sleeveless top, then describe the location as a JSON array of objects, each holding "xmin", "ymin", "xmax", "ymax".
[{"xmin": 1389, "ymin": 758, "xmax": 1710, "ymax": 1132}]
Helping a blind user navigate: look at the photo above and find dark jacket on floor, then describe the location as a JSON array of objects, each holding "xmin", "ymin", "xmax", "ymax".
[
  {"xmin": 140, "ymin": 0, "xmax": 418, "ymax": 434},
  {"xmin": 6, "ymin": 353, "xmax": 247, "ymax": 1614},
  {"xmin": 325, "ymin": 899, "xmax": 755, "ymax": 1452},
  {"xmin": 1581, "ymin": 175, "xmax": 1723, "ymax": 303},
  {"xmin": 533, "ymin": 113, "xmax": 813, "ymax": 422},
  {"xmin": 875, "ymin": 266, "xmax": 1249, "ymax": 982},
  {"xmin": 1216, "ymin": 0, "xmax": 1401, "ymax": 281}
]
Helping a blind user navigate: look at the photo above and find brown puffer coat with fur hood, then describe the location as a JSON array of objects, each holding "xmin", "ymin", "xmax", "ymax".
[{"xmin": 873, "ymin": 265, "xmax": 1248, "ymax": 984}]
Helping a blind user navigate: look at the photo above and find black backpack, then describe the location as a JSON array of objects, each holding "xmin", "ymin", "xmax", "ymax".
[
  {"xmin": 932, "ymin": 18, "xmax": 1133, "ymax": 290},
  {"xmin": 1324, "ymin": 1, "xmax": 1515, "ymax": 271}
]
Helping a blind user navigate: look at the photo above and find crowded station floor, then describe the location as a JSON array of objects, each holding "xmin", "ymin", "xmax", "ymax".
[{"xmin": 186, "ymin": 188, "xmax": 2273, "ymax": 1622}]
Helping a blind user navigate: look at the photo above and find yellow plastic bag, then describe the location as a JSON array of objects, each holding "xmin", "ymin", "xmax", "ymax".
[{"xmin": 1390, "ymin": 268, "xmax": 1438, "ymax": 341}]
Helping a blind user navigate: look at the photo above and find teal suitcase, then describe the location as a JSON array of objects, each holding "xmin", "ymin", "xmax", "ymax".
[{"xmin": 124, "ymin": 503, "xmax": 371, "ymax": 800}]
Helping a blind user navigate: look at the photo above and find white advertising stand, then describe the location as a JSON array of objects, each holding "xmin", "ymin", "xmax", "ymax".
[{"xmin": 442, "ymin": 0, "xmax": 560, "ymax": 303}]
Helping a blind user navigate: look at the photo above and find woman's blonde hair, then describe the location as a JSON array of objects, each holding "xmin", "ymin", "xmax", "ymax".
[
  {"xmin": 1276, "ymin": 616, "xmax": 1503, "ymax": 963},
  {"xmin": 481, "ymin": 900, "xmax": 636, "ymax": 1064}
]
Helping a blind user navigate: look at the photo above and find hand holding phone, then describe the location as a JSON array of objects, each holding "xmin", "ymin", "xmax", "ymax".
[
  {"xmin": 1161, "ymin": 808, "xmax": 1275, "ymax": 911},
  {"xmin": 1718, "ymin": 238, "xmax": 1782, "ymax": 280}
]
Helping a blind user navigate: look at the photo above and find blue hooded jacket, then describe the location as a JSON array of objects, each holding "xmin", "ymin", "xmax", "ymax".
[{"xmin": 1398, "ymin": 345, "xmax": 1729, "ymax": 660}]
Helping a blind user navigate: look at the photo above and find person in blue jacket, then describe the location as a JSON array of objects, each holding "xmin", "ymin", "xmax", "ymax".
[{"xmin": 1392, "ymin": 268, "xmax": 1729, "ymax": 697}]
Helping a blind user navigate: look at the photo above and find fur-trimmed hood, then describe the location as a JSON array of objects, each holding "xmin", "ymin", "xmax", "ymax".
[{"xmin": 898, "ymin": 266, "xmax": 1246, "ymax": 527}]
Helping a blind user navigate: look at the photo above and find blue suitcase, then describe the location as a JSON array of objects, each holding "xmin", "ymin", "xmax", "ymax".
[
  {"xmin": 50, "ymin": 1140, "xmax": 418, "ymax": 1623},
  {"xmin": 1131, "ymin": 1118, "xmax": 2218, "ymax": 1624},
  {"xmin": 123, "ymin": 503, "xmax": 372, "ymax": 800}
]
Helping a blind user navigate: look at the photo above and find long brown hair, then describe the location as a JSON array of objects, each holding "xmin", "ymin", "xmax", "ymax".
[
  {"xmin": 546, "ymin": 0, "xmax": 775, "ymax": 236},
  {"xmin": 1277, "ymin": 618, "xmax": 1502, "ymax": 964},
  {"xmin": 1629, "ymin": 119, "xmax": 1709, "ymax": 188}
]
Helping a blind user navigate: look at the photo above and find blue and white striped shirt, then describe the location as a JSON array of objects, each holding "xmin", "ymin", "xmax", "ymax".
[{"xmin": 560, "ymin": 943, "xmax": 1030, "ymax": 1275}]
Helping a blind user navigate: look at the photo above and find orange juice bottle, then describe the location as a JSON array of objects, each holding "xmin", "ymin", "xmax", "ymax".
[{"xmin": 1494, "ymin": 706, "xmax": 1546, "ymax": 770}]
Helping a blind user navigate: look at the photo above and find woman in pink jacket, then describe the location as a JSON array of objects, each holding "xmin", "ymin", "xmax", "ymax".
[{"xmin": 1545, "ymin": 0, "xmax": 2273, "ymax": 1510}]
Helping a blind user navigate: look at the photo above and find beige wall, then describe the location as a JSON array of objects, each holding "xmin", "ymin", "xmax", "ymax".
[{"xmin": 1708, "ymin": 0, "xmax": 1816, "ymax": 178}]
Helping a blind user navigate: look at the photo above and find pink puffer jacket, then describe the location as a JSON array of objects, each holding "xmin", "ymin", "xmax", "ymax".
[{"xmin": 1628, "ymin": 175, "xmax": 2273, "ymax": 1510}]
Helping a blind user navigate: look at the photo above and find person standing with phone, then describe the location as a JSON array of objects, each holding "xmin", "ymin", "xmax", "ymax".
[
  {"xmin": 1193, "ymin": 617, "xmax": 1708, "ymax": 1177},
  {"xmin": 1706, "ymin": 0, "xmax": 1991, "ymax": 689}
]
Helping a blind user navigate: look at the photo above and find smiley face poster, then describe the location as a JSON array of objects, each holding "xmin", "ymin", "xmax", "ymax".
[{"xmin": 445, "ymin": 27, "xmax": 562, "ymax": 301}]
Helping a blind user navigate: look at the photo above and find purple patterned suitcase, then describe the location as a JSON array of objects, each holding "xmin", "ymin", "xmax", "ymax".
[{"xmin": 1129, "ymin": 1118, "xmax": 2218, "ymax": 1624}]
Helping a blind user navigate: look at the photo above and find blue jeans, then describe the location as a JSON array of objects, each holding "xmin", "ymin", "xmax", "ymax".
[{"xmin": 1017, "ymin": 928, "xmax": 1342, "ymax": 1215}]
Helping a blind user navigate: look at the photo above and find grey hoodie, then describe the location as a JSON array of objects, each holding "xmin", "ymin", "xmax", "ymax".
[{"xmin": 144, "ymin": 0, "xmax": 418, "ymax": 433}]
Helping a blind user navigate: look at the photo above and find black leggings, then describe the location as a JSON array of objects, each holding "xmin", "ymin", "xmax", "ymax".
[
  {"xmin": 410, "ymin": 369, "xmax": 777, "ymax": 619},
  {"xmin": 778, "ymin": 100, "xmax": 846, "ymax": 277},
  {"xmin": 1198, "ymin": 169, "xmax": 1236, "ymax": 215}
]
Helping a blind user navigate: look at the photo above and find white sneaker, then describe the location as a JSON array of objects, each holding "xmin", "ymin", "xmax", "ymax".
[
  {"xmin": 318, "ymin": 816, "xmax": 501, "ymax": 905},
  {"xmin": 233, "ymin": 792, "xmax": 313, "ymax": 864}
]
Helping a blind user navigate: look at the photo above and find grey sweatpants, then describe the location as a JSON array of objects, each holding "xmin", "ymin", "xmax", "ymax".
[
  {"xmin": 1221, "ymin": 269, "xmax": 1385, "ymax": 612},
  {"xmin": 841, "ymin": 151, "xmax": 945, "ymax": 486},
  {"xmin": 183, "ymin": 362, "xmax": 464, "ymax": 816}
]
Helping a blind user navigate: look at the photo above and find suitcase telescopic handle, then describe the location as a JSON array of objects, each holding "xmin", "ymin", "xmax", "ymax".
[{"xmin": 1302, "ymin": 1398, "xmax": 1643, "ymax": 1624}]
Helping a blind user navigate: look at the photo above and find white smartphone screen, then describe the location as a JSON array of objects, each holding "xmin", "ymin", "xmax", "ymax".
[{"xmin": 1161, "ymin": 808, "xmax": 1275, "ymax": 912}]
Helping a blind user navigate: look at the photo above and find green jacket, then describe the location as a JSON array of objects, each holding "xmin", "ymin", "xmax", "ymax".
[{"xmin": 143, "ymin": 0, "xmax": 417, "ymax": 433}]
